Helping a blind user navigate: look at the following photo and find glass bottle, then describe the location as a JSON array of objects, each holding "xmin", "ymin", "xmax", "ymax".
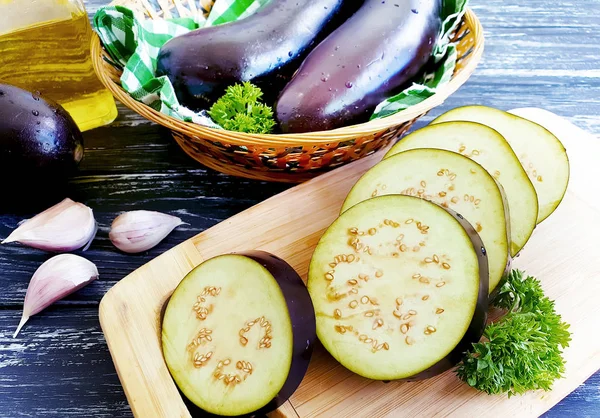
[{"xmin": 0, "ymin": 0, "xmax": 118, "ymax": 131}]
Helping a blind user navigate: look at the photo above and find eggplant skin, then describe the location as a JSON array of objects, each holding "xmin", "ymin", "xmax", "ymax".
[
  {"xmin": 0, "ymin": 84, "xmax": 83, "ymax": 181},
  {"xmin": 241, "ymin": 251, "xmax": 316, "ymax": 415},
  {"xmin": 179, "ymin": 251, "xmax": 316, "ymax": 418},
  {"xmin": 403, "ymin": 205, "xmax": 489, "ymax": 381},
  {"xmin": 276, "ymin": 0, "xmax": 442, "ymax": 133},
  {"xmin": 156, "ymin": 0, "xmax": 361, "ymax": 110}
]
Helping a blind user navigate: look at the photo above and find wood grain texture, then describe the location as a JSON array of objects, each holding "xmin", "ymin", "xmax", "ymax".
[
  {"xmin": 98, "ymin": 114, "xmax": 600, "ymax": 418},
  {"xmin": 0, "ymin": 0, "xmax": 599, "ymax": 416},
  {"xmin": 0, "ymin": 309, "xmax": 132, "ymax": 417}
]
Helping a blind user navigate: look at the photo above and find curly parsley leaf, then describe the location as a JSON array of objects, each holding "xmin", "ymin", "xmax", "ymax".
[
  {"xmin": 208, "ymin": 82, "xmax": 276, "ymax": 134},
  {"xmin": 456, "ymin": 270, "xmax": 571, "ymax": 396},
  {"xmin": 494, "ymin": 270, "xmax": 550, "ymax": 313}
]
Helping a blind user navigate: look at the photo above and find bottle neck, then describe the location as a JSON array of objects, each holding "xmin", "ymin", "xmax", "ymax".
[{"xmin": 0, "ymin": 0, "xmax": 85, "ymax": 36}]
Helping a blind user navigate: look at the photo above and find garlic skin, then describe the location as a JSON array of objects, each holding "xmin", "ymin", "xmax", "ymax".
[
  {"xmin": 2, "ymin": 198, "xmax": 97, "ymax": 252},
  {"xmin": 109, "ymin": 210, "xmax": 186, "ymax": 254},
  {"xmin": 14, "ymin": 254, "xmax": 99, "ymax": 338}
]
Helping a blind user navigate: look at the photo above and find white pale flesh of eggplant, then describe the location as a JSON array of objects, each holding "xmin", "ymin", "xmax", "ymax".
[
  {"xmin": 432, "ymin": 105, "xmax": 570, "ymax": 223},
  {"xmin": 341, "ymin": 148, "xmax": 510, "ymax": 293},
  {"xmin": 385, "ymin": 121, "xmax": 538, "ymax": 256},
  {"xmin": 309, "ymin": 195, "xmax": 486, "ymax": 380},
  {"xmin": 162, "ymin": 255, "xmax": 293, "ymax": 417}
]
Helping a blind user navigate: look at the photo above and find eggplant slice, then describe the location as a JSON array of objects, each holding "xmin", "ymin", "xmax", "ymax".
[
  {"xmin": 308, "ymin": 195, "xmax": 489, "ymax": 380},
  {"xmin": 432, "ymin": 105, "xmax": 570, "ymax": 223},
  {"xmin": 162, "ymin": 251, "xmax": 316, "ymax": 417},
  {"xmin": 342, "ymin": 148, "xmax": 510, "ymax": 294},
  {"xmin": 385, "ymin": 121, "xmax": 538, "ymax": 256}
]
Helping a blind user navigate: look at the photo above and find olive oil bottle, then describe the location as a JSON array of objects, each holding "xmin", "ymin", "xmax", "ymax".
[{"xmin": 0, "ymin": 0, "xmax": 117, "ymax": 131}]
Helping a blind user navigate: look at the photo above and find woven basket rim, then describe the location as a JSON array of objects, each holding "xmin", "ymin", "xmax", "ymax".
[{"xmin": 91, "ymin": 8, "xmax": 484, "ymax": 146}]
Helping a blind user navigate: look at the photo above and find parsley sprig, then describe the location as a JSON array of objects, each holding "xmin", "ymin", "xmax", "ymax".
[
  {"xmin": 456, "ymin": 270, "xmax": 571, "ymax": 396},
  {"xmin": 208, "ymin": 82, "xmax": 276, "ymax": 134}
]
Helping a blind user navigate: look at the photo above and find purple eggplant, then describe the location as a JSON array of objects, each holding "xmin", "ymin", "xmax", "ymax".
[
  {"xmin": 156, "ymin": 1, "xmax": 363, "ymax": 110},
  {"xmin": 0, "ymin": 83, "xmax": 83, "ymax": 181},
  {"xmin": 276, "ymin": 0, "xmax": 443, "ymax": 133},
  {"xmin": 161, "ymin": 251, "xmax": 316, "ymax": 417}
]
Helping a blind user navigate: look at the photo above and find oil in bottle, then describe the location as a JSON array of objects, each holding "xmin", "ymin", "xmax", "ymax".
[{"xmin": 0, "ymin": 0, "xmax": 118, "ymax": 131}]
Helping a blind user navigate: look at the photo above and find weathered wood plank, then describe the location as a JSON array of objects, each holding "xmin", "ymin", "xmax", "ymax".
[
  {"xmin": 0, "ymin": 169, "xmax": 288, "ymax": 307},
  {"xmin": 0, "ymin": 309, "xmax": 598, "ymax": 418},
  {"xmin": 4, "ymin": 84, "xmax": 600, "ymax": 306},
  {"xmin": 544, "ymin": 378, "xmax": 600, "ymax": 418},
  {"xmin": 0, "ymin": 0, "xmax": 596, "ymax": 417},
  {"xmin": 0, "ymin": 309, "xmax": 132, "ymax": 418}
]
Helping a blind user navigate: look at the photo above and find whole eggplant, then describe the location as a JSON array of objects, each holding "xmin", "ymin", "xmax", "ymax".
[
  {"xmin": 156, "ymin": 0, "xmax": 363, "ymax": 110},
  {"xmin": 0, "ymin": 84, "xmax": 83, "ymax": 199},
  {"xmin": 276, "ymin": 0, "xmax": 443, "ymax": 133}
]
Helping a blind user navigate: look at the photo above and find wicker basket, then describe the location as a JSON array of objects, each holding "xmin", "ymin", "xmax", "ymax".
[{"xmin": 91, "ymin": 1, "xmax": 484, "ymax": 183}]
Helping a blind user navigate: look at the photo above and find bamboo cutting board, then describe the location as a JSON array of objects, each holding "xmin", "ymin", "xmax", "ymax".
[{"xmin": 99, "ymin": 109, "xmax": 600, "ymax": 418}]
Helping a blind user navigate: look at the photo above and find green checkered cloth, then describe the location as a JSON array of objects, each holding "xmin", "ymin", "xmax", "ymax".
[{"xmin": 93, "ymin": 0, "xmax": 468, "ymax": 128}]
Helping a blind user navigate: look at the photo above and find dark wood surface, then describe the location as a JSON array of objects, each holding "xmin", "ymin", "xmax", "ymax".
[{"xmin": 1, "ymin": 0, "xmax": 599, "ymax": 416}]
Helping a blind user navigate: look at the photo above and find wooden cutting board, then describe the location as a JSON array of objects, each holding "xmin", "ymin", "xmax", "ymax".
[{"xmin": 99, "ymin": 109, "xmax": 600, "ymax": 418}]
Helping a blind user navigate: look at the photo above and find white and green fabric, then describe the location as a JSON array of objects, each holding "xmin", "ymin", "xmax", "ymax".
[{"xmin": 92, "ymin": 0, "xmax": 469, "ymax": 128}]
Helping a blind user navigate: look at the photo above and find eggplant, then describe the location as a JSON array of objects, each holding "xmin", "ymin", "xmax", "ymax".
[
  {"xmin": 156, "ymin": 0, "xmax": 362, "ymax": 110},
  {"xmin": 341, "ymin": 148, "xmax": 511, "ymax": 294},
  {"xmin": 276, "ymin": 0, "xmax": 442, "ymax": 133},
  {"xmin": 161, "ymin": 251, "xmax": 316, "ymax": 417},
  {"xmin": 432, "ymin": 105, "xmax": 571, "ymax": 224},
  {"xmin": 385, "ymin": 121, "xmax": 539, "ymax": 257},
  {"xmin": 308, "ymin": 195, "xmax": 489, "ymax": 381},
  {"xmin": 0, "ymin": 83, "xmax": 83, "ymax": 183}
]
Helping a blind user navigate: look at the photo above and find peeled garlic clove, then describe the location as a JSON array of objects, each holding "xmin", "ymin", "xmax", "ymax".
[
  {"xmin": 109, "ymin": 210, "xmax": 186, "ymax": 254},
  {"xmin": 2, "ymin": 198, "xmax": 97, "ymax": 252},
  {"xmin": 14, "ymin": 254, "xmax": 99, "ymax": 338}
]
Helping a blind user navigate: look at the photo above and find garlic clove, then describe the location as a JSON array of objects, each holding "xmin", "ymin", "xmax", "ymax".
[
  {"xmin": 109, "ymin": 210, "xmax": 186, "ymax": 254},
  {"xmin": 2, "ymin": 198, "xmax": 97, "ymax": 252},
  {"xmin": 14, "ymin": 254, "xmax": 99, "ymax": 338}
]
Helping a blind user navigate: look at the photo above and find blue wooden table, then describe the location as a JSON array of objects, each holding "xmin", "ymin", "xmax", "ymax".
[{"xmin": 1, "ymin": 0, "xmax": 599, "ymax": 416}]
